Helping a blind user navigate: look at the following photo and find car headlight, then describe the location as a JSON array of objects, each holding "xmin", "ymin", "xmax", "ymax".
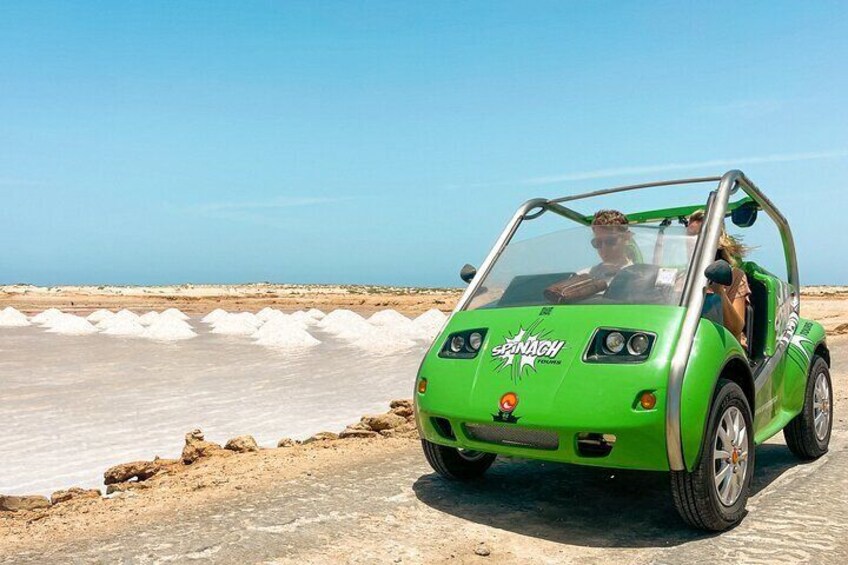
[
  {"xmin": 627, "ymin": 333, "xmax": 650, "ymax": 356},
  {"xmin": 449, "ymin": 335, "xmax": 465, "ymax": 353},
  {"xmin": 585, "ymin": 329, "xmax": 655, "ymax": 363},
  {"xmin": 439, "ymin": 329, "xmax": 488, "ymax": 359},
  {"xmin": 604, "ymin": 331, "xmax": 626, "ymax": 354}
]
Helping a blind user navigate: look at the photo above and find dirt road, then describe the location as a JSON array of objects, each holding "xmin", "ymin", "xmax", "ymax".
[{"xmin": 4, "ymin": 338, "xmax": 847, "ymax": 564}]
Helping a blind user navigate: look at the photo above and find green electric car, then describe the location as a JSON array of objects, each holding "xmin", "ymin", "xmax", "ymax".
[{"xmin": 415, "ymin": 170, "xmax": 833, "ymax": 531}]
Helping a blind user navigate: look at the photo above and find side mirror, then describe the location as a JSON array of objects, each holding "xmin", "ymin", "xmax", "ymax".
[
  {"xmin": 731, "ymin": 203, "xmax": 758, "ymax": 228},
  {"xmin": 705, "ymin": 259, "xmax": 733, "ymax": 286},
  {"xmin": 460, "ymin": 264, "xmax": 477, "ymax": 284}
]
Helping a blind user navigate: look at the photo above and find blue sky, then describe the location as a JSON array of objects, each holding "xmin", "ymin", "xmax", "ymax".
[{"xmin": 1, "ymin": 2, "xmax": 846, "ymax": 287}]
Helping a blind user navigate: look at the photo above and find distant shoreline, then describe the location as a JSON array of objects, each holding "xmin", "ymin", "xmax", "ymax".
[
  {"xmin": 2, "ymin": 283, "xmax": 847, "ymax": 317},
  {"xmin": 0, "ymin": 283, "xmax": 465, "ymax": 317}
]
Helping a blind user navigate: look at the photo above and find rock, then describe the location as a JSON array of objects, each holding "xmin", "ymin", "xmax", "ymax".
[
  {"xmin": 302, "ymin": 432, "xmax": 338, "ymax": 444},
  {"xmin": 361, "ymin": 413, "xmax": 407, "ymax": 431},
  {"xmin": 474, "ymin": 543, "xmax": 491, "ymax": 557},
  {"xmin": 277, "ymin": 438, "xmax": 300, "ymax": 448},
  {"xmin": 151, "ymin": 457, "xmax": 181, "ymax": 473},
  {"xmin": 182, "ymin": 429, "xmax": 228, "ymax": 464},
  {"xmin": 379, "ymin": 421, "xmax": 419, "ymax": 439},
  {"xmin": 106, "ymin": 482, "xmax": 151, "ymax": 495},
  {"xmin": 390, "ymin": 404, "xmax": 414, "ymax": 419},
  {"xmin": 389, "ymin": 400, "xmax": 415, "ymax": 420},
  {"xmin": 390, "ymin": 399, "xmax": 413, "ymax": 413},
  {"xmin": 339, "ymin": 428, "xmax": 380, "ymax": 439},
  {"xmin": 105, "ymin": 484, "xmax": 123, "ymax": 495},
  {"xmin": 104, "ymin": 460, "xmax": 160, "ymax": 485},
  {"xmin": 347, "ymin": 421, "xmax": 371, "ymax": 431},
  {"xmin": 0, "ymin": 495, "xmax": 51, "ymax": 512},
  {"xmin": 224, "ymin": 435, "xmax": 260, "ymax": 453},
  {"xmin": 50, "ymin": 487, "xmax": 101, "ymax": 505}
]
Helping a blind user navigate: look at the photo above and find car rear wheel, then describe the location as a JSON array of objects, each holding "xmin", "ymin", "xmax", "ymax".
[
  {"xmin": 784, "ymin": 355, "xmax": 832, "ymax": 460},
  {"xmin": 671, "ymin": 379, "xmax": 755, "ymax": 531},
  {"xmin": 421, "ymin": 439, "xmax": 496, "ymax": 480}
]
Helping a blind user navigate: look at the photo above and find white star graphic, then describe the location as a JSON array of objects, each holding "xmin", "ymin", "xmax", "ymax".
[
  {"xmin": 519, "ymin": 334, "xmax": 541, "ymax": 371},
  {"xmin": 500, "ymin": 329, "xmax": 525, "ymax": 368}
]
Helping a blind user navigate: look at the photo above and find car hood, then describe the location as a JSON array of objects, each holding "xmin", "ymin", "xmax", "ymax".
[{"xmin": 420, "ymin": 304, "xmax": 686, "ymax": 425}]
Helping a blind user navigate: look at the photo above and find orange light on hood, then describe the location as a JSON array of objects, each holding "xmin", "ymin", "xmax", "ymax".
[{"xmin": 499, "ymin": 392, "xmax": 519, "ymax": 413}]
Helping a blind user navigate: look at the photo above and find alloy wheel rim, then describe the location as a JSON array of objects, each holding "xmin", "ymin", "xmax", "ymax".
[
  {"xmin": 712, "ymin": 406, "xmax": 749, "ymax": 507},
  {"xmin": 813, "ymin": 372, "xmax": 831, "ymax": 442}
]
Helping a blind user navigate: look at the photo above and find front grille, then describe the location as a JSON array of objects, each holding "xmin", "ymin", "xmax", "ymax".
[
  {"xmin": 575, "ymin": 432, "xmax": 616, "ymax": 458},
  {"xmin": 464, "ymin": 423, "xmax": 559, "ymax": 450},
  {"xmin": 431, "ymin": 417, "xmax": 455, "ymax": 440}
]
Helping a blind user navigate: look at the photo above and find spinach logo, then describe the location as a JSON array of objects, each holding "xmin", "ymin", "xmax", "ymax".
[{"xmin": 491, "ymin": 319, "xmax": 566, "ymax": 381}]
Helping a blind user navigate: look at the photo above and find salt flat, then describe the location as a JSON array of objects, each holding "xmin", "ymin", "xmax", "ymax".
[{"xmin": 0, "ymin": 320, "xmax": 425, "ymax": 495}]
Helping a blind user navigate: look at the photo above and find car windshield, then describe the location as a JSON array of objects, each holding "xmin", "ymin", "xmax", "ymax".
[{"xmin": 465, "ymin": 221, "xmax": 697, "ymax": 311}]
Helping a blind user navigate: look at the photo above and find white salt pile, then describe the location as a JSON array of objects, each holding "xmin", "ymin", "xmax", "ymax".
[
  {"xmin": 318, "ymin": 308, "xmax": 362, "ymax": 324},
  {"xmin": 211, "ymin": 313, "xmax": 262, "ymax": 336},
  {"xmin": 101, "ymin": 317, "xmax": 146, "ymax": 337},
  {"xmin": 256, "ymin": 307, "xmax": 282, "ymax": 322},
  {"xmin": 306, "ymin": 308, "xmax": 326, "ymax": 320},
  {"xmin": 161, "ymin": 308, "xmax": 189, "ymax": 321},
  {"xmin": 30, "ymin": 308, "xmax": 64, "ymax": 326},
  {"xmin": 368, "ymin": 309, "xmax": 411, "ymax": 327},
  {"xmin": 201, "ymin": 309, "xmax": 228, "ymax": 324},
  {"xmin": 410, "ymin": 309, "xmax": 449, "ymax": 341},
  {"xmin": 318, "ymin": 310, "xmax": 373, "ymax": 341},
  {"xmin": 289, "ymin": 310, "xmax": 321, "ymax": 326},
  {"xmin": 44, "ymin": 314, "xmax": 99, "ymax": 335},
  {"xmin": 0, "ymin": 307, "xmax": 30, "ymax": 327},
  {"xmin": 318, "ymin": 309, "xmax": 365, "ymax": 330},
  {"xmin": 137, "ymin": 311, "xmax": 160, "ymax": 326},
  {"xmin": 349, "ymin": 325, "xmax": 417, "ymax": 354},
  {"xmin": 114, "ymin": 309, "xmax": 140, "ymax": 322},
  {"xmin": 252, "ymin": 316, "xmax": 308, "ymax": 340},
  {"xmin": 367, "ymin": 309, "xmax": 427, "ymax": 341},
  {"xmin": 231, "ymin": 312, "xmax": 262, "ymax": 326},
  {"xmin": 94, "ymin": 316, "xmax": 123, "ymax": 331},
  {"xmin": 141, "ymin": 317, "xmax": 196, "ymax": 341},
  {"xmin": 253, "ymin": 318, "xmax": 321, "ymax": 350},
  {"xmin": 86, "ymin": 309, "xmax": 115, "ymax": 323},
  {"xmin": 258, "ymin": 309, "xmax": 289, "ymax": 323},
  {"xmin": 334, "ymin": 318, "xmax": 378, "ymax": 341}
]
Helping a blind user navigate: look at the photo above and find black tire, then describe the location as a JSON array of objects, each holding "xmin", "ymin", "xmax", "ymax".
[
  {"xmin": 421, "ymin": 439, "xmax": 496, "ymax": 480},
  {"xmin": 784, "ymin": 355, "xmax": 833, "ymax": 460},
  {"xmin": 671, "ymin": 379, "xmax": 755, "ymax": 531}
]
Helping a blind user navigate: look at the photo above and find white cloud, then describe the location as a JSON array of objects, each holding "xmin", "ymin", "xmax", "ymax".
[
  {"xmin": 192, "ymin": 195, "xmax": 353, "ymax": 228},
  {"xmin": 521, "ymin": 149, "xmax": 848, "ymax": 186}
]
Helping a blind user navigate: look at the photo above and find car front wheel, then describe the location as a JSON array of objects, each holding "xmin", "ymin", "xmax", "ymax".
[
  {"xmin": 671, "ymin": 378, "xmax": 755, "ymax": 531},
  {"xmin": 421, "ymin": 439, "xmax": 496, "ymax": 480}
]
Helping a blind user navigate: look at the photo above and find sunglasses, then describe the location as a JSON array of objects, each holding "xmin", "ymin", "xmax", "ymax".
[{"xmin": 591, "ymin": 235, "xmax": 622, "ymax": 249}]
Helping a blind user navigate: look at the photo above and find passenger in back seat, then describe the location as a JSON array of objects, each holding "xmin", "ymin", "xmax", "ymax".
[{"xmin": 688, "ymin": 210, "xmax": 751, "ymax": 345}]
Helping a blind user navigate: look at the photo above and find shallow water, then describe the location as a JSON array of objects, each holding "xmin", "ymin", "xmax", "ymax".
[{"xmin": 0, "ymin": 321, "xmax": 426, "ymax": 495}]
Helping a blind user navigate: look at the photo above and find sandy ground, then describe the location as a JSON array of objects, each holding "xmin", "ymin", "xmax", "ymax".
[
  {"xmin": 1, "ymin": 290, "xmax": 847, "ymax": 563},
  {"xmin": 0, "ymin": 284, "xmax": 464, "ymax": 317},
  {"xmin": 2, "ymin": 336, "xmax": 847, "ymax": 563}
]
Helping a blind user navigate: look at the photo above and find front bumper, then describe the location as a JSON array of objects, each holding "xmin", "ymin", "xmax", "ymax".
[{"xmin": 417, "ymin": 399, "xmax": 670, "ymax": 472}]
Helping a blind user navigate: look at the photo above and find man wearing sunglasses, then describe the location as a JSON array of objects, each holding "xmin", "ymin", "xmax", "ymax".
[
  {"xmin": 544, "ymin": 209, "xmax": 633, "ymax": 304},
  {"xmin": 586, "ymin": 209, "xmax": 633, "ymax": 283}
]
